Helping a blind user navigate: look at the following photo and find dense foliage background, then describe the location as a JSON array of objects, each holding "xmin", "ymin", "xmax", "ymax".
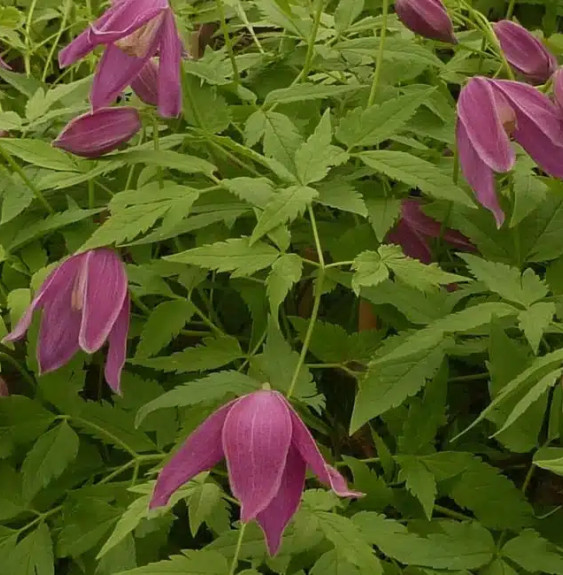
[{"xmin": 0, "ymin": 0, "xmax": 562, "ymax": 573}]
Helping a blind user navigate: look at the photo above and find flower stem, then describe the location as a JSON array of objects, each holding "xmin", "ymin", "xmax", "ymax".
[
  {"xmin": 152, "ymin": 116, "xmax": 164, "ymax": 189},
  {"xmin": 24, "ymin": 0, "xmax": 41, "ymax": 76},
  {"xmin": 367, "ymin": 0, "xmax": 389, "ymax": 107},
  {"xmin": 216, "ymin": 0, "xmax": 240, "ymax": 84},
  {"xmin": 300, "ymin": 0, "xmax": 324, "ymax": 81},
  {"xmin": 42, "ymin": 0, "xmax": 71, "ymax": 82},
  {"xmin": 0, "ymin": 147, "xmax": 54, "ymax": 214},
  {"xmin": 228, "ymin": 523, "xmax": 247, "ymax": 575},
  {"xmin": 287, "ymin": 206, "xmax": 325, "ymax": 399},
  {"xmin": 505, "ymin": 0, "xmax": 516, "ymax": 19}
]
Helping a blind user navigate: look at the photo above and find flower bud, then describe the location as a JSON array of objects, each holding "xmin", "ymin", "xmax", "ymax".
[
  {"xmin": 494, "ymin": 20, "xmax": 557, "ymax": 84},
  {"xmin": 395, "ymin": 0, "xmax": 456, "ymax": 44},
  {"xmin": 53, "ymin": 107, "xmax": 141, "ymax": 158},
  {"xmin": 131, "ymin": 59, "xmax": 159, "ymax": 107}
]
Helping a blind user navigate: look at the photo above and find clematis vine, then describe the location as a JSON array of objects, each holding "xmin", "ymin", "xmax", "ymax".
[
  {"xmin": 394, "ymin": 0, "xmax": 457, "ymax": 44},
  {"xmin": 58, "ymin": 0, "xmax": 182, "ymax": 118},
  {"xmin": 493, "ymin": 20, "xmax": 557, "ymax": 84},
  {"xmin": 387, "ymin": 199, "xmax": 474, "ymax": 264},
  {"xmin": 456, "ymin": 76, "xmax": 563, "ymax": 227},
  {"xmin": 2, "ymin": 249, "xmax": 130, "ymax": 394},
  {"xmin": 54, "ymin": 107, "xmax": 141, "ymax": 158},
  {"xmin": 150, "ymin": 389, "xmax": 363, "ymax": 555}
]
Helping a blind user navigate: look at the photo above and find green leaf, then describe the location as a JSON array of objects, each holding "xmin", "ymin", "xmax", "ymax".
[
  {"xmin": 503, "ymin": 530, "xmax": 563, "ymax": 575},
  {"xmin": 295, "ymin": 111, "xmax": 348, "ymax": 185},
  {"xmin": 518, "ymin": 302, "xmax": 555, "ymax": 353},
  {"xmin": 7, "ymin": 287, "xmax": 31, "ymax": 327},
  {"xmin": 250, "ymin": 185, "xmax": 317, "ymax": 244},
  {"xmin": 182, "ymin": 75, "xmax": 231, "ymax": 134},
  {"xmin": 135, "ymin": 300, "xmax": 195, "ymax": 359},
  {"xmin": 534, "ymin": 447, "xmax": 563, "ymax": 476},
  {"xmin": 359, "ymin": 150, "xmax": 475, "ymax": 206},
  {"xmin": 311, "ymin": 550, "xmax": 360, "ymax": 575},
  {"xmin": 334, "ymin": 0, "xmax": 364, "ymax": 32},
  {"xmin": 316, "ymin": 180, "xmax": 368, "ymax": 216},
  {"xmin": 459, "ymin": 254, "xmax": 548, "ymax": 307},
  {"xmin": 135, "ymin": 371, "xmax": 261, "ymax": 425},
  {"xmin": 350, "ymin": 339, "xmax": 448, "ymax": 432},
  {"xmin": 109, "ymin": 149, "xmax": 216, "ymax": 176},
  {"xmin": 365, "ymin": 197, "xmax": 401, "ymax": 241},
  {"xmin": 354, "ymin": 512, "xmax": 495, "ymax": 570},
  {"xmin": 166, "ymin": 238, "xmax": 279, "ymax": 278},
  {"xmin": 336, "ymin": 88, "xmax": 436, "ymax": 149},
  {"xmin": 0, "ymin": 138, "xmax": 78, "ymax": 171},
  {"xmin": 1, "ymin": 174, "xmax": 34, "ymax": 224},
  {"xmin": 115, "ymin": 551, "xmax": 228, "ymax": 575},
  {"xmin": 316, "ymin": 512, "xmax": 382, "ymax": 574},
  {"xmin": 223, "ymin": 177, "xmax": 275, "ymax": 209},
  {"xmin": 8, "ymin": 523, "xmax": 53, "ymax": 575},
  {"xmin": 397, "ymin": 455, "xmax": 437, "ymax": 519},
  {"xmin": 0, "ymin": 395, "xmax": 56, "ymax": 449},
  {"xmin": 351, "ymin": 250, "xmax": 389, "ymax": 294},
  {"xmin": 510, "ymin": 170, "xmax": 548, "ymax": 227},
  {"xmin": 266, "ymin": 253, "xmax": 303, "ymax": 314},
  {"xmin": 21, "ymin": 421, "xmax": 79, "ymax": 500},
  {"xmin": 132, "ymin": 335, "xmax": 244, "ymax": 374},
  {"xmin": 264, "ymin": 83, "xmax": 363, "ymax": 106},
  {"xmin": 188, "ymin": 481, "xmax": 224, "ymax": 537}
]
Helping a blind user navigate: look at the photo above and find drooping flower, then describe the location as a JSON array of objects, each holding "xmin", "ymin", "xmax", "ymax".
[
  {"xmin": 387, "ymin": 199, "xmax": 474, "ymax": 263},
  {"xmin": 456, "ymin": 76, "xmax": 563, "ymax": 227},
  {"xmin": 553, "ymin": 68, "xmax": 563, "ymax": 112},
  {"xmin": 394, "ymin": 0, "xmax": 456, "ymax": 44},
  {"xmin": 493, "ymin": 20, "xmax": 557, "ymax": 84},
  {"xmin": 53, "ymin": 107, "xmax": 141, "ymax": 158},
  {"xmin": 2, "ymin": 249, "xmax": 130, "ymax": 394},
  {"xmin": 150, "ymin": 389, "xmax": 362, "ymax": 555},
  {"xmin": 58, "ymin": 0, "xmax": 182, "ymax": 118}
]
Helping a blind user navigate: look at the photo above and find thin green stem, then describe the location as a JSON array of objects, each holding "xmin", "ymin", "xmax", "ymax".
[
  {"xmin": 152, "ymin": 116, "xmax": 164, "ymax": 189},
  {"xmin": 448, "ymin": 372, "xmax": 489, "ymax": 382},
  {"xmin": 505, "ymin": 0, "xmax": 516, "ymax": 19},
  {"xmin": 24, "ymin": 0, "xmax": 41, "ymax": 76},
  {"xmin": 287, "ymin": 207, "xmax": 325, "ymax": 399},
  {"xmin": 298, "ymin": 0, "xmax": 324, "ymax": 82},
  {"xmin": 434, "ymin": 504, "xmax": 473, "ymax": 521},
  {"xmin": 216, "ymin": 0, "xmax": 240, "ymax": 84},
  {"xmin": 367, "ymin": 0, "xmax": 389, "ymax": 107},
  {"xmin": 228, "ymin": 523, "xmax": 247, "ymax": 575},
  {"xmin": 42, "ymin": 0, "xmax": 71, "ymax": 82},
  {"xmin": 0, "ymin": 147, "xmax": 54, "ymax": 214},
  {"xmin": 72, "ymin": 416, "xmax": 138, "ymax": 459},
  {"xmin": 18, "ymin": 505, "xmax": 62, "ymax": 536}
]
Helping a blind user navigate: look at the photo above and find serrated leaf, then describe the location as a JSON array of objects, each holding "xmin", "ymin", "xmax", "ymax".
[
  {"xmin": 397, "ymin": 456, "xmax": 437, "ymax": 519},
  {"xmin": 183, "ymin": 75, "xmax": 231, "ymax": 134},
  {"xmin": 503, "ymin": 530, "xmax": 563, "ymax": 575},
  {"xmin": 534, "ymin": 447, "xmax": 563, "ymax": 475},
  {"xmin": 109, "ymin": 149, "xmax": 215, "ymax": 176},
  {"xmin": 336, "ymin": 88, "xmax": 436, "ymax": 149},
  {"xmin": 135, "ymin": 371, "xmax": 261, "ymax": 425},
  {"xmin": 166, "ymin": 238, "xmax": 279, "ymax": 278},
  {"xmin": 316, "ymin": 180, "xmax": 367, "ymax": 216},
  {"xmin": 359, "ymin": 150, "xmax": 474, "ymax": 206},
  {"xmin": 316, "ymin": 512, "xmax": 382, "ymax": 573},
  {"xmin": 351, "ymin": 250, "xmax": 389, "ymax": 294},
  {"xmin": 311, "ymin": 550, "xmax": 360, "ymax": 575},
  {"xmin": 334, "ymin": 0, "xmax": 364, "ymax": 32},
  {"xmin": 1, "ymin": 175, "xmax": 34, "ymax": 224},
  {"xmin": 295, "ymin": 111, "xmax": 348, "ymax": 185},
  {"xmin": 131, "ymin": 335, "xmax": 243, "ymax": 374},
  {"xmin": 261, "ymin": 111, "xmax": 303, "ymax": 173},
  {"xmin": 250, "ymin": 185, "xmax": 317, "ymax": 244},
  {"xmin": 266, "ymin": 253, "xmax": 302, "ymax": 314},
  {"xmin": 21, "ymin": 421, "xmax": 79, "ymax": 500},
  {"xmin": 517, "ymin": 301, "xmax": 555, "ymax": 353},
  {"xmin": 1, "ymin": 138, "xmax": 78, "ymax": 171},
  {"xmin": 365, "ymin": 197, "xmax": 401, "ymax": 241},
  {"xmin": 460, "ymin": 254, "xmax": 547, "ymax": 307},
  {"xmin": 8, "ymin": 523, "xmax": 53, "ymax": 575},
  {"xmin": 135, "ymin": 300, "xmax": 195, "ymax": 359},
  {"xmin": 188, "ymin": 482, "xmax": 223, "ymax": 537},
  {"xmin": 264, "ymin": 83, "xmax": 363, "ymax": 106},
  {"xmin": 222, "ymin": 177, "xmax": 275, "ymax": 209},
  {"xmin": 350, "ymin": 339, "xmax": 448, "ymax": 432},
  {"xmin": 115, "ymin": 550, "xmax": 228, "ymax": 575}
]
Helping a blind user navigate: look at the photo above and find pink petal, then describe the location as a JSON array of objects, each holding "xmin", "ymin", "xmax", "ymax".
[
  {"xmin": 150, "ymin": 401, "xmax": 234, "ymax": 508},
  {"xmin": 494, "ymin": 20, "xmax": 557, "ymax": 84},
  {"xmin": 104, "ymin": 294, "xmax": 130, "ymax": 394},
  {"xmin": 457, "ymin": 77, "xmax": 515, "ymax": 173},
  {"xmin": 90, "ymin": 42, "xmax": 158, "ymax": 110},
  {"xmin": 554, "ymin": 68, "xmax": 563, "ymax": 112},
  {"xmin": 456, "ymin": 120, "xmax": 504, "ymax": 227},
  {"xmin": 53, "ymin": 107, "xmax": 141, "ymax": 158},
  {"xmin": 37, "ymin": 257, "xmax": 88, "ymax": 373},
  {"xmin": 79, "ymin": 249, "xmax": 128, "ymax": 353},
  {"xmin": 131, "ymin": 59, "xmax": 159, "ymax": 106},
  {"xmin": 256, "ymin": 444, "xmax": 306, "ymax": 556},
  {"xmin": 3, "ymin": 254, "xmax": 85, "ymax": 344},
  {"xmin": 394, "ymin": 0, "xmax": 456, "ymax": 44},
  {"xmin": 156, "ymin": 11, "xmax": 182, "ymax": 117},
  {"xmin": 387, "ymin": 218, "xmax": 432, "ymax": 263},
  {"xmin": 491, "ymin": 80, "xmax": 563, "ymax": 179},
  {"xmin": 0, "ymin": 57, "xmax": 11, "ymax": 70},
  {"xmin": 223, "ymin": 391, "xmax": 293, "ymax": 522},
  {"xmin": 285, "ymin": 399, "xmax": 363, "ymax": 498}
]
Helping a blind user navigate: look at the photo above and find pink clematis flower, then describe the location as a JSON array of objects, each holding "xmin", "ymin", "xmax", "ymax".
[
  {"xmin": 494, "ymin": 20, "xmax": 557, "ymax": 84},
  {"xmin": 2, "ymin": 249, "xmax": 130, "ymax": 394},
  {"xmin": 456, "ymin": 76, "xmax": 563, "ymax": 227},
  {"xmin": 58, "ymin": 0, "xmax": 182, "ymax": 118},
  {"xmin": 394, "ymin": 0, "xmax": 456, "ymax": 44},
  {"xmin": 150, "ymin": 389, "xmax": 363, "ymax": 555},
  {"xmin": 387, "ymin": 199, "xmax": 474, "ymax": 263},
  {"xmin": 131, "ymin": 59, "xmax": 159, "ymax": 107},
  {"xmin": 53, "ymin": 107, "xmax": 141, "ymax": 158}
]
